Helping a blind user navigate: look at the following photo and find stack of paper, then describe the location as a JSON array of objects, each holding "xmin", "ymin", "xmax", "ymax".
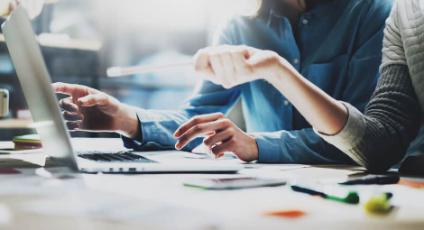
[{"xmin": 13, "ymin": 134, "xmax": 42, "ymax": 150}]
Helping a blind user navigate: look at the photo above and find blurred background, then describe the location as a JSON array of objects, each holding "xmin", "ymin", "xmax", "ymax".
[{"xmin": 0, "ymin": 0, "xmax": 257, "ymax": 140}]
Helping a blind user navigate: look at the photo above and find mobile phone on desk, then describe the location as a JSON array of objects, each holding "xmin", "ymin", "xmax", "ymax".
[{"xmin": 184, "ymin": 177, "xmax": 287, "ymax": 190}]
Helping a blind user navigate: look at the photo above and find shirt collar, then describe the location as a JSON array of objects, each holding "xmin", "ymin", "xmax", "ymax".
[{"xmin": 265, "ymin": 0, "xmax": 336, "ymax": 24}]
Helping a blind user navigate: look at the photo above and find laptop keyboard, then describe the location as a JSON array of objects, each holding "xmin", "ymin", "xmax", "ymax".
[{"xmin": 78, "ymin": 151, "xmax": 154, "ymax": 163}]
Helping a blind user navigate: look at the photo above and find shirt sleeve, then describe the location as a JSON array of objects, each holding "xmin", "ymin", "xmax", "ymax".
[
  {"xmin": 254, "ymin": 128, "xmax": 355, "ymax": 164},
  {"xmin": 317, "ymin": 65, "xmax": 421, "ymax": 172},
  {"xmin": 316, "ymin": 102, "xmax": 368, "ymax": 165},
  {"xmin": 122, "ymin": 20, "xmax": 241, "ymax": 151}
]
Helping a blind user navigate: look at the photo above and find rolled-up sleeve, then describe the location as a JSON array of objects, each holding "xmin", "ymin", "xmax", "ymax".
[
  {"xmin": 316, "ymin": 64, "xmax": 421, "ymax": 172},
  {"xmin": 315, "ymin": 102, "xmax": 367, "ymax": 165}
]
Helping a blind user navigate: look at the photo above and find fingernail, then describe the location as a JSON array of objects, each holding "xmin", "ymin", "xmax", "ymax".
[
  {"xmin": 174, "ymin": 130, "xmax": 181, "ymax": 137},
  {"xmin": 78, "ymin": 100, "xmax": 87, "ymax": 106}
]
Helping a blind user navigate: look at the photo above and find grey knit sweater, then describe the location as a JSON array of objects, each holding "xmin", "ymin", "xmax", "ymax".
[{"xmin": 318, "ymin": 0, "xmax": 424, "ymax": 172}]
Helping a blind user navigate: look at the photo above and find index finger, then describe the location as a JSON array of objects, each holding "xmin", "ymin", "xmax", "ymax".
[
  {"xmin": 52, "ymin": 82, "xmax": 93, "ymax": 96},
  {"xmin": 174, "ymin": 113, "xmax": 224, "ymax": 138},
  {"xmin": 59, "ymin": 97, "xmax": 79, "ymax": 112}
]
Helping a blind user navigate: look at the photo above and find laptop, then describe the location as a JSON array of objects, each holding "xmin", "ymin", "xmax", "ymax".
[{"xmin": 2, "ymin": 7, "xmax": 242, "ymax": 174}]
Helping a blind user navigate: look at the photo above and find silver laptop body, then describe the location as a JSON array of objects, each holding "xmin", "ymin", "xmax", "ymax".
[{"xmin": 2, "ymin": 7, "xmax": 241, "ymax": 174}]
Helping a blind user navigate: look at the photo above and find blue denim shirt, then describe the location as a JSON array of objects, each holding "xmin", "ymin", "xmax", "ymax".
[{"xmin": 124, "ymin": 0, "xmax": 393, "ymax": 164}]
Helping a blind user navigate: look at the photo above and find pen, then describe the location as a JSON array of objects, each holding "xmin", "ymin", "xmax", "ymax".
[
  {"xmin": 107, "ymin": 61, "xmax": 193, "ymax": 77},
  {"xmin": 339, "ymin": 174, "xmax": 400, "ymax": 185},
  {"xmin": 291, "ymin": 185, "xmax": 360, "ymax": 204}
]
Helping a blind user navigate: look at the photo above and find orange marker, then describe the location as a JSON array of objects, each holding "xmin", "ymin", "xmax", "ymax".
[
  {"xmin": 264, "ymin": 210, "xmax": 306, "ymax": 219},
  {"xmin": 399, "ymin": 178, "xmax": 424, "ymax": 189}
]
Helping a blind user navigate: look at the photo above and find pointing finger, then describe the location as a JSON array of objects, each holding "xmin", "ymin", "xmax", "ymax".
[
  {"xmin": 59, "ymin": 98, "xmax": 79, "ymax": 112},
  {"xmin": 174, "ymin": 113, "xmax": 225, "ymax": 138},
  {"xmin": 175, "ymin": 118, "xmax": 231, "ymax": 150}
]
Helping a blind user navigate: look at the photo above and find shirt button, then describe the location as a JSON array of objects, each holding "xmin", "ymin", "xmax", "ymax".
[
  {"xmin": 293, "ymin": 58, "xmax": 299, "ymax": 65},
  {"xmin": 302, "ymin": 18, "xmax": 309, "ymax": 25},
  {"xmin": 284, "ymin": 100, "xmax": 290, "ymax": 106}
]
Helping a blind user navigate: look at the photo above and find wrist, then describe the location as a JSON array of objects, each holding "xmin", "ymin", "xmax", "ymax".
[
  {"xmin": 117, "ymin": 105, "xmax": 140, "ymax": 138},
  {"xmin": 262, "ymin": 56, "xmax": 286, "ymax": 81},
  {"xmin": 266, "ymin": 58, "xmax": 300, "ymax": 88},
  {"xmin": 247, "ymin": 134, "xmax": 259, "ymax": 161}
]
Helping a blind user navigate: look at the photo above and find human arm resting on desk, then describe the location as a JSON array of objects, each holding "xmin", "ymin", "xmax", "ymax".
[{"xmin": 264, "ymin": 61, "xmax": 420, "ymax": 172}]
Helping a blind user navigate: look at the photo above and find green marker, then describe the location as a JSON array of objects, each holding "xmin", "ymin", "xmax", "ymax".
[{"xmin": 291, "ymin": 185, "xmax": 360, "ymax": 204}]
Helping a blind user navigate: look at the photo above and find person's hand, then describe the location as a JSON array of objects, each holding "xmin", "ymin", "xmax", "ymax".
[
  {"xmin": 173, "ymin": 113, "xmax": 258, "ymax": 162},
  {"xmin": 193, "ymin": 45, "xmax": 294, "ymax": 89},
  {"xmin": 1, "ymin": 0, "xmax": 44, "ymax": 18},
  {"xmin": 52, "ymin": 82, "xmax": 139, "ymax": 138}
]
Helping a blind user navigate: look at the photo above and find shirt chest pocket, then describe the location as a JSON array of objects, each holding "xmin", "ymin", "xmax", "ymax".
[{"xmin": 305, "ymin": 54, "xmax": 349, "ymax": 94}]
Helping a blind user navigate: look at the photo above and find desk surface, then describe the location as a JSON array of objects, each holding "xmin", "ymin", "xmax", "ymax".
[{"xmin": 0, "ymin": 138, "xmax": 424, "ymax": 230}]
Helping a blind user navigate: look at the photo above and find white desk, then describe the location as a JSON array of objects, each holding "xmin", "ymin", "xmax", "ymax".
[{"xmin": 0, "ymin": 138, "xmax": 424, "ymax": 230}]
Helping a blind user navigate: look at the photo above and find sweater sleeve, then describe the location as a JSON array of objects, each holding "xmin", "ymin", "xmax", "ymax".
[{"xmin": 318, "ymin": 64, "xmax": 421, "ymax": 172}]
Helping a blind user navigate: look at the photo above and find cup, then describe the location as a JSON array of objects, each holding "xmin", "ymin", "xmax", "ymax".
[{"xmin": 0, "ymin": 89, "xmax": 9, "ymax": 118}]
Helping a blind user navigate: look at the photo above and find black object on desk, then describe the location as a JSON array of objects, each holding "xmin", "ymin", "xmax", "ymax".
[
  {"xmin": 399, "ymin": 155, "xmax": 424, "ymax": 176},
  {"xmin": 339, "ymin": 174, "xmax": 400, "ymax": 185}
]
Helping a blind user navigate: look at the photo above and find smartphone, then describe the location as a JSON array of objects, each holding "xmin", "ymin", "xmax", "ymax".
[{"xmin": 184, "ymin": 177, "xmax": 287, "ymax": 190}]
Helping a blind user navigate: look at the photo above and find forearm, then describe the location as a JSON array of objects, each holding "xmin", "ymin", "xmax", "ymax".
[
  {"xmin": 122, "ymin": 108, "xmax": 204, "ymax": 151},
  {"xmin": 314, "ymin": 65, "xmax": 420, "ymax": 172},
  {"xmin": 254, "ymin": 128, "xmax": 354, "ymax": 164},
  {"xmin": 345, "ymin": 65, "xmax": 420, "ymax": 171},
  {"xmin": 266, "ymin": 61, "xmax": 348, "ymax": 135}
]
